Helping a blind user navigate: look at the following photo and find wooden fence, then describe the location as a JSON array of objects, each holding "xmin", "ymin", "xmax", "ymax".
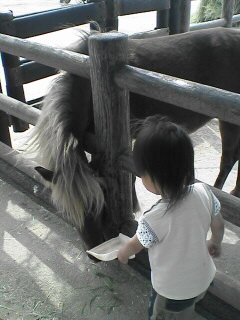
[
  {"xmin": 1, "ymin": 0, "xmax": 240, "ymax": 222},
  {"xmin": 0, "ymin": 0, "xmax": 170, "ymax": 137},
  {"xmin": 1, "ymin": 0, "xmax": 240, "ymax": 314},
  {"xmin": 0, "ymin": 0, "xmax": 239, "ymax": 135},
  {"xmin": 1, "ymin": 29, "xmax": 240, "ymax": 228}
]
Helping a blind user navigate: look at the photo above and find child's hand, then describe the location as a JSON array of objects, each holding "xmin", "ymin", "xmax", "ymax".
[
  {"xmin": 117, "ymin": 234, "xmax": 143, "ymax": 264},
  {"xmin": 117, "ymin": 248, "xmax": 129, "ymax": 264},
  {"xmin": 207, "ymin": 239, "xmax": 221, "ymax": 257}
]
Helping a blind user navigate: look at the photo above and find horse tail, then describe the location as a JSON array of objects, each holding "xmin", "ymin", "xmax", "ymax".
[{"xmin": 27, "ymin": 72, "xmax": 105, "ymax": 230}]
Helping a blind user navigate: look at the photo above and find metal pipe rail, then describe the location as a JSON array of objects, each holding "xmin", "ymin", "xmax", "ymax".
[
  {"xmin": 190, "ymin": 18, "xmax": 225, "ymax": 31},
  {"xmin": 0, "ymin": 33, "xmax": 90, "ymax": 79},
  {"xmin": 190, "ymin": 14, "xmax": 240, "ymax": 32},
  {"xmin": 115, "ymin": 65, "xmax": 240, "ymax": 126},
  {"xmin": 232, "ymin": 14, "xmax": 240, "ymax": 24}
]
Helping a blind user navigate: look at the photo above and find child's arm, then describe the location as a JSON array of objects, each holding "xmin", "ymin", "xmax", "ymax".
[
  {"xmin": 207, "ymin": 213, "xmax": 224, "ymax": 257},
  {"xmin": 117, "ymin": 234, "xmax": 144, "ymax": 264}
]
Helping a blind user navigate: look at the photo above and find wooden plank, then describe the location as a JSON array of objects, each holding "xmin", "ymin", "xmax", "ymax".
[
  {"xmin": 210, "ymin": 186, "xmax": 240, "ymax": 227},
  {"xmin": 115, "ymin": 65, "xmax": 240, "ymax": 126},
  {"xmin": 0, "ymin": 93, "xmax": 40, "ymax": 125},
  {"xmin": 0, "ymin": 33, "xmax": 90, "ymax": 79},
  {"xmin": 12, "ymin": 3, "xmax": 103, "ymax": 38}
]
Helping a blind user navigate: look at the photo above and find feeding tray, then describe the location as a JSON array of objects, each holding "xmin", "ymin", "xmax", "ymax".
[{"xmin": 86, "ymin": 233, "xmax": 135, "ymax": 261}]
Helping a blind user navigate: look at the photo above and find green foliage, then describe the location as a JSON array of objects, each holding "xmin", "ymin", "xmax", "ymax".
[{"xmin": 192, "ymin": 0, "xmax": 240, "ymax": 23}]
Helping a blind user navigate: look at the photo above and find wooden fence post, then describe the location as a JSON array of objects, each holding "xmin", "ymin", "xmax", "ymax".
[
  {"xmin": 104, "ymin": 0, "xmax": 118, "ymax": 31},
  {"xmin": 179, "ymin": 0, "xmax": 191, "ymax": 32},
  {"xmin": 169, "ymin": 0, "xmax": 191, "ymax": 34},
  {"xmin": 222, "ymin": 0, "xmax": 234, "ymax": 27},
  {"xmin": 156, "ymin": 9, "xmax": 169, "ymax": 29},
  {"xmin": 169, "ymin": 0, "xmax": 180, "ymax": 34},
  {"xmin": 88, "ymin": 32, "xmax": 135, "ymax": 238}
]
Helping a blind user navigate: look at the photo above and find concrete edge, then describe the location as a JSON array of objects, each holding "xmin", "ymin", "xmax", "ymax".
[{"xmin": 208, "ymin": 270, "xmax": 240, "ymax": 311}]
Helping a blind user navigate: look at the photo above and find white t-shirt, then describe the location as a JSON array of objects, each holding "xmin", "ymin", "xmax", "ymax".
[{"xmin": 136, "ymin": 182, "xmax": 221, "ymax": 300}]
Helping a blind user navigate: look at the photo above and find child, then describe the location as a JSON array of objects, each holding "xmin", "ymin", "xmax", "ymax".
[{"xmin": 117, "ymin": 116, "xmax": 224, "ymax": 320}]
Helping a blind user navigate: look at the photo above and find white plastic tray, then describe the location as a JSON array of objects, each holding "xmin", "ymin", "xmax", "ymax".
[{"xmin": 86, "ymin": 233, "xmax": 135, "ymax": 261}]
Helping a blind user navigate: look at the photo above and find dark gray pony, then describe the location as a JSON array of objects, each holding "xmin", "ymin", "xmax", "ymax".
[{"xmin": 30, "ymin": 27, "xmax": 240, "ymax": 249}]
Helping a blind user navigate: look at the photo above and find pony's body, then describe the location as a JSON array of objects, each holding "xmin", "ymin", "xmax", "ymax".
[{"xmin": 31, "ymin": 27, "xmax": 240, "ymax": 248}]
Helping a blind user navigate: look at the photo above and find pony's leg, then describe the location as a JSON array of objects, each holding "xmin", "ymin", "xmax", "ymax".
[
  {"xmin": 230, "ymin": 160, "xmax": 240, "ymax": 197},
  {"xmin": 214, "ymin": 121, "xmax": 240, "ymax": 191}
]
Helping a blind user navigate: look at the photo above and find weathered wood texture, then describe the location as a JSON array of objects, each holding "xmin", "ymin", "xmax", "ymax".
[
  {"xmin": 0, "ymin": 141, "xmax": 40, "ymax": 183},
  {"xmin": 0, "ymin": 93, "xmax": 40, "ymax": 126},
  {"xmin": 89, "ymin": 32, "xmax": 134, "ymax": 231},
  {"xmin": 115, "ymin": 65, "xmax": 240, "ymax": 126},
  {"xmin": 0, "ymin": 33, "xmax": 90, "ymax": 79},
  {"xmin": 210, "ymin": 186, "xmax": 240, "ymax": 227}
]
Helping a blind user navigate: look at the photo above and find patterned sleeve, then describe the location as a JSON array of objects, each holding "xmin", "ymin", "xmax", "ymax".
[
  {"xmin": 209, "ymin": 190, "xmax": 221, "ymax": 216},
  {"xmin": 136, "ymin": 218, "xmax": 159, "ymax": 248},
  {"xmin": 203, "ymin": 184, "xmax": 221, "ymax": 216}
]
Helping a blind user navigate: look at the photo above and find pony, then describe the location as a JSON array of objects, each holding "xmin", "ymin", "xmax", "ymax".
[{"xmin": 29, "ymin": 27, "xmax": 240, "ymax": 249}]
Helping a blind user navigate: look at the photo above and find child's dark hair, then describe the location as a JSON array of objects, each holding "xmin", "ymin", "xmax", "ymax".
[{"xmin": 133, "ymin": 115, "xmax": 195, "ymax": 209}]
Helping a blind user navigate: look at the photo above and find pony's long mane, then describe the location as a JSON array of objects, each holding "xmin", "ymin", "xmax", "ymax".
[{"xmin": 26, "ymin": 40, "xmax": 105, "ymax": 229}]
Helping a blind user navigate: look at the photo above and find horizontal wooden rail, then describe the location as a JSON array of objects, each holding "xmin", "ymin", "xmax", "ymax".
[
  {"xmin": 119, "ymin": 0, "xmax": 170, "ymax": 15},
  {"xmin": 2, "ymin": 33, "xmax": 240, "ymax": 128},
  {"xmin": 0, "ymin": 141, "xmax": 41, "ymax": 183},
  {"xmin": 115, "ymin": 65, "xmax": 240, "ymax": 126},
  {"xmin": 209, "ymin": 186, "xmax": 240, "ymax": 227},
  {"xmin": 12, "ymin": 2, "xmax": 103, "ymax": 38},
  {"xmin": 0, "ymin": 34, "xmax": 90, "ymax": 79},
  {"xmin": 0, "ymin": 93, "xmax": 40, "ymax": 125},
  {"xmin": 18, "ymin": 61, "xmax": 56, "ymax": 85}
]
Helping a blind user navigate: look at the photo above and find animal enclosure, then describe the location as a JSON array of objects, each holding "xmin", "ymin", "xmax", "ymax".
[{"xmin": 1, "ymin": 0, "xmax": 240, "ymax": 280}]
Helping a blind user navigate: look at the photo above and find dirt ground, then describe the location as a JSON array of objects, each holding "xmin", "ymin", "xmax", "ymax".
[{"xmin": 0, "ymin": 176, "xmax": 151, "ymax": 320}]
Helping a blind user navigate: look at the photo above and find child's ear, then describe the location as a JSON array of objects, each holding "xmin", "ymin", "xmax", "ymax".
[{"xmin": 35, "ymin": 166, "xmax": 54, "ymax": 182}]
